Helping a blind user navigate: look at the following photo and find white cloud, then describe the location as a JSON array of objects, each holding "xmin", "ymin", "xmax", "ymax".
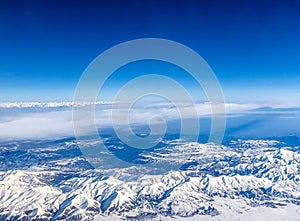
[
  {"xmin": 0, "ymin": 110, "xmax": 74, "ymax": 140},
  {"xmin": 0, "ymin": 102, "xmax": 298, "ymax": 140}
]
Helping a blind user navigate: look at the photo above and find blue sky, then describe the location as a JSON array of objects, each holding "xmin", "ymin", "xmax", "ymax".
[{"xmin": 0, "ymin": 0, "xmax": 300, "ymax": 104}]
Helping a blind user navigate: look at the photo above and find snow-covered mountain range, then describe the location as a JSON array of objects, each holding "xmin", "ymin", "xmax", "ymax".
[
  {"xmin": 0, "ymin": 138, "xmax": 300, "ymax": 220},
  {"xmin": 0, "ymin": 102, "xmax": 112, "ymax": 109}
]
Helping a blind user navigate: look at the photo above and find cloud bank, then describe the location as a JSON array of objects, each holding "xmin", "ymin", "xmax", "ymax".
[{"xmin": 0, "ymin": 102, "xmax": 299, "ymax": 140}]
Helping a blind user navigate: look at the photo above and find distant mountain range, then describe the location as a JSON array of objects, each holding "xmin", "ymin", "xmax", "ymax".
[{"xmin": 0, "ymin": 102, "xmax": 113, "ymax": 108}]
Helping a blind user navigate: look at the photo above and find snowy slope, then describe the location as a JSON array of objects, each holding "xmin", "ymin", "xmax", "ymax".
[{"xmin": 0, "ymin": 139, "xmax": 300, "ymax": 220}]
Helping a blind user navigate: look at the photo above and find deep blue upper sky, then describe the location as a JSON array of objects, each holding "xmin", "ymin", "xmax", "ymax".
[{"xmin": 0, "ymin": 0, "xmax": 299, "ymax": 103}]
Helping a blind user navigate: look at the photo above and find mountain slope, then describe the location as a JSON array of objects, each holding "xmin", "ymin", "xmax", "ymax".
[{"xmin": 0, "ymin": 139, "xmax": 300, "ymax": 220}]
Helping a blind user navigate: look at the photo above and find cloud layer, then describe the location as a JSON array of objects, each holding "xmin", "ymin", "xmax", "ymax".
[{"xmin": 0, "ymin": 102, "xmax": 299, "ymax": 140}]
